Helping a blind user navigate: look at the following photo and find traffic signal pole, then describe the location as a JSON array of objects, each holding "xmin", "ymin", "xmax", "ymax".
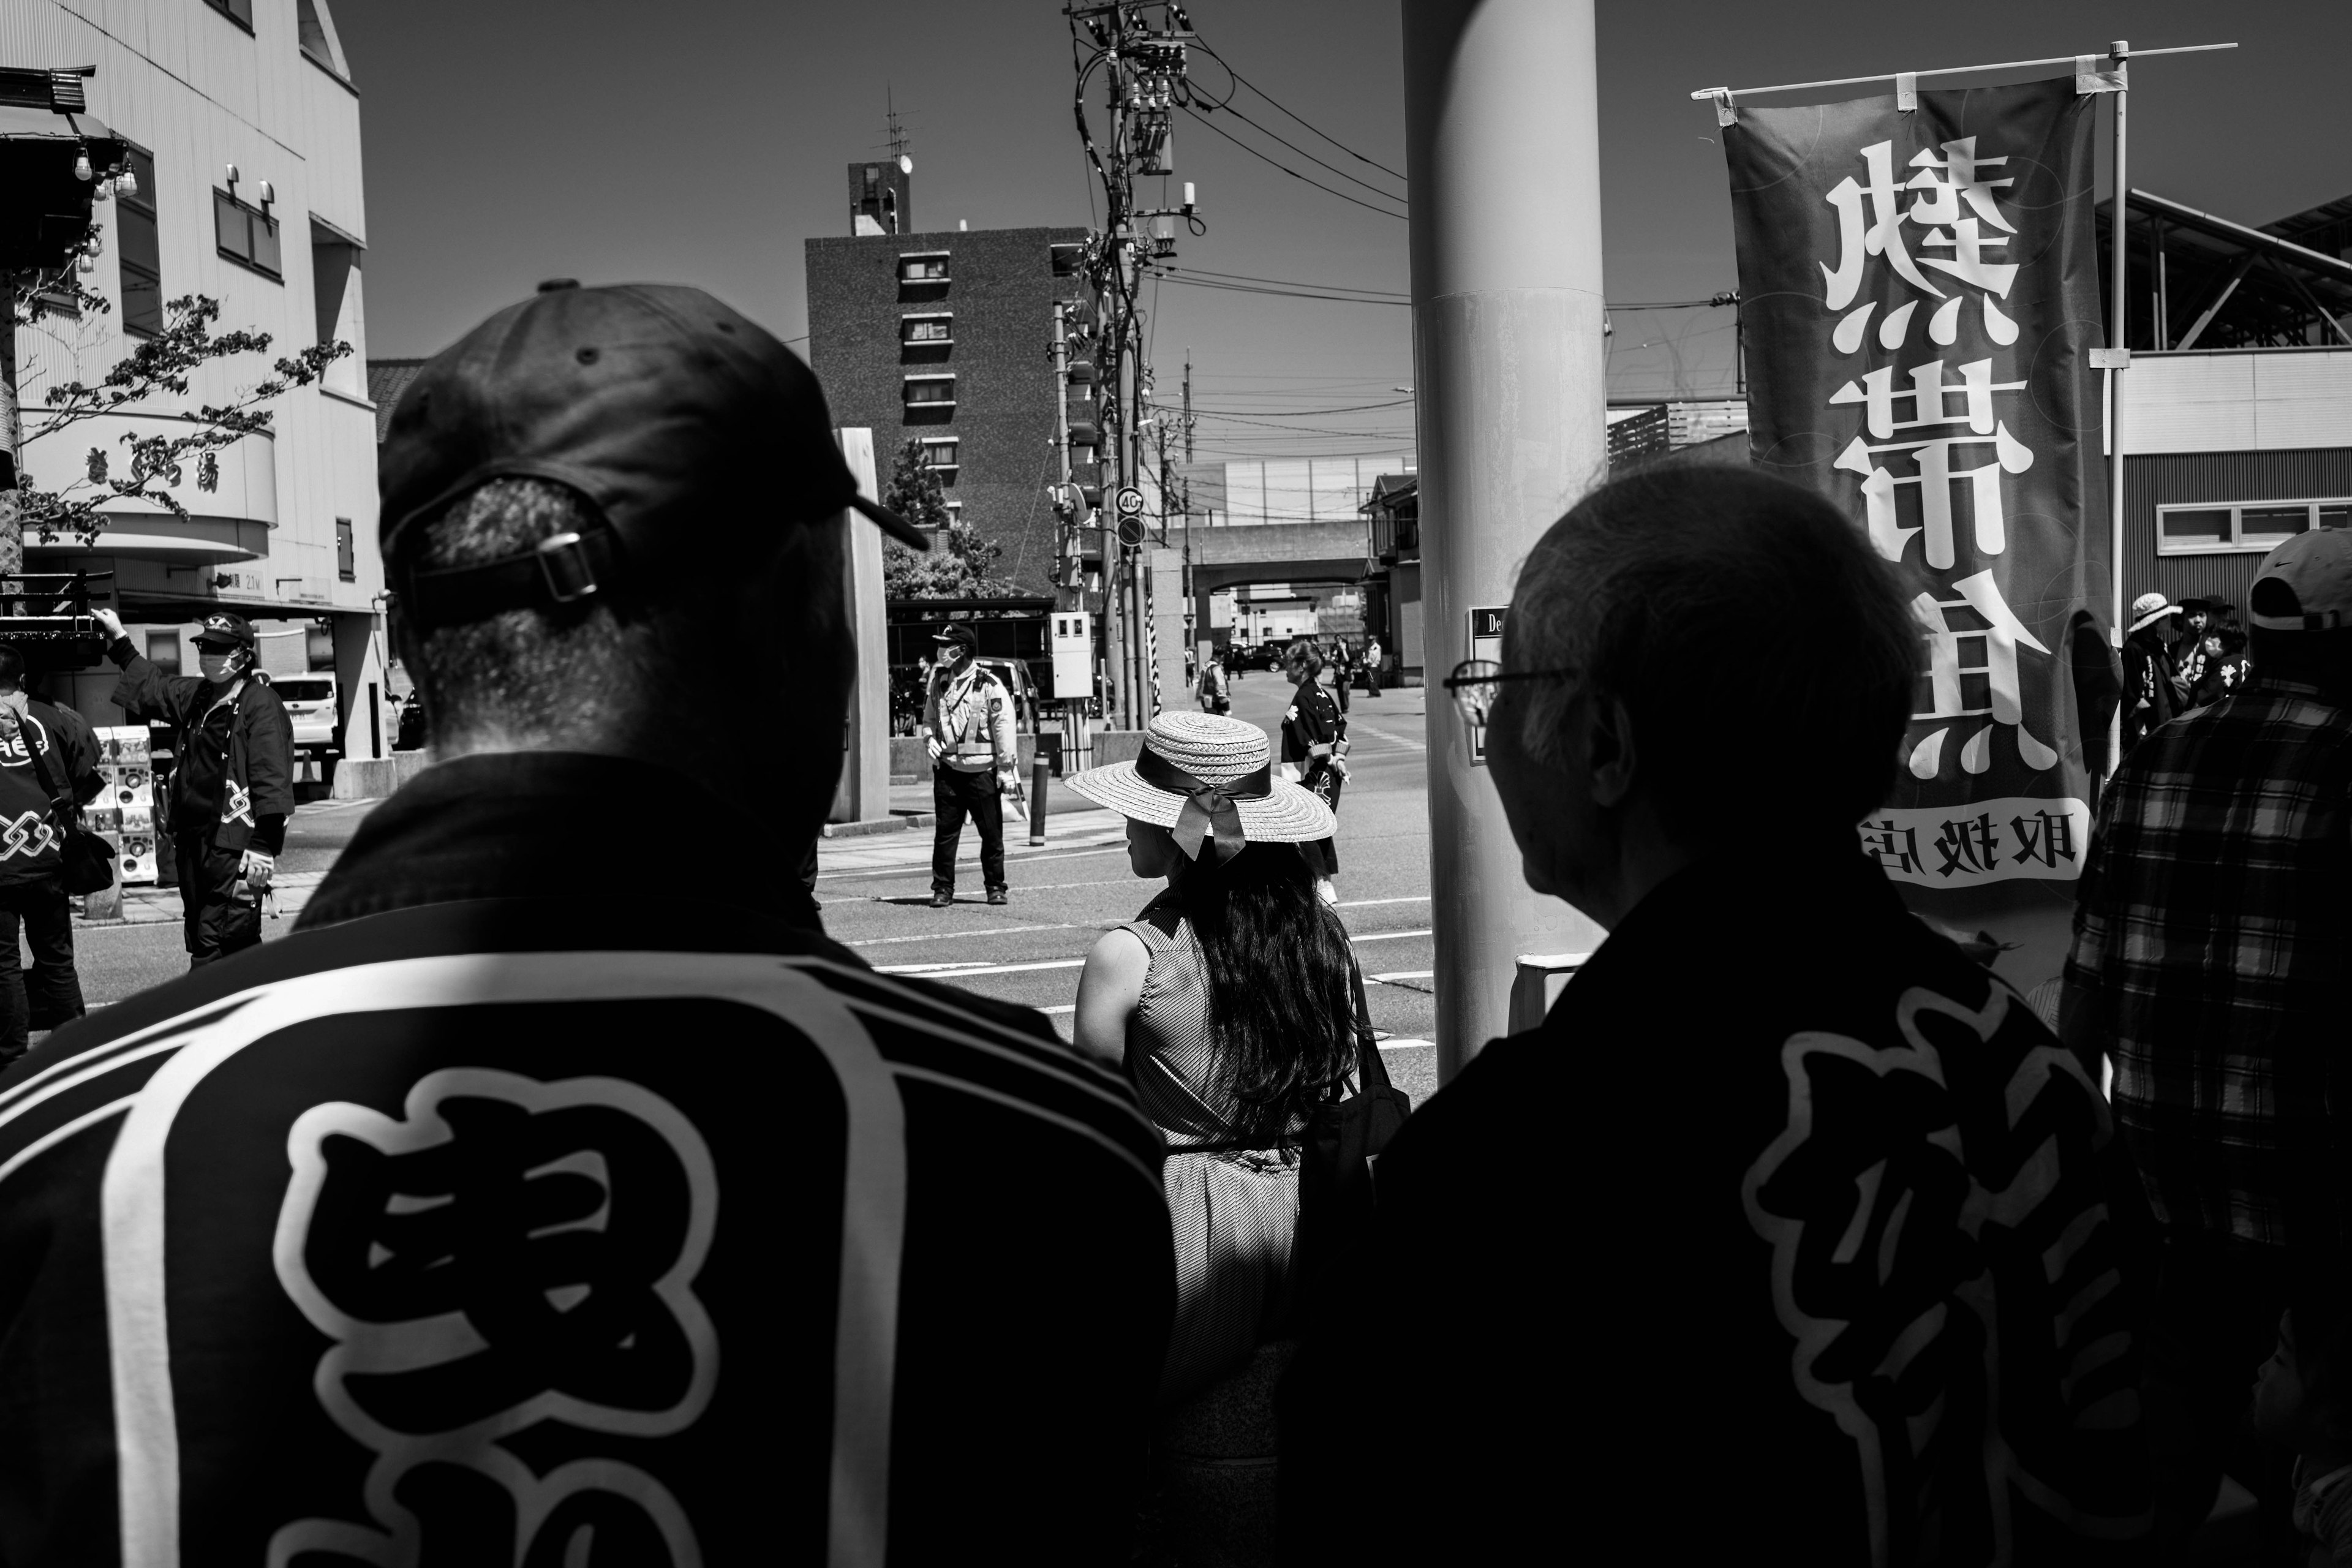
[{"xmin": 1405, "ymin": 0, "xmax": 1610, "ymax": 1077}]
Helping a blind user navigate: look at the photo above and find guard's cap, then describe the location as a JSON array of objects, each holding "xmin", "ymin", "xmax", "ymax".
[
  {"xmin": 377, "ymin": 283, "xmax": 925, "ymax": 629},
  {"xmin": 191, "ymin": 611, "xmax": 257, "ymax": 650},
  {"xmin": 931, "ymin": 623, "xmax": 977, "ymax": 654},
  {"xmin": 2250, "ymin": 530, "xmax": 2352, "ymax": 633}
]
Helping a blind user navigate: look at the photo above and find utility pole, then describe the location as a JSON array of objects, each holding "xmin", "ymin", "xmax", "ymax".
[
  {"xmin": 1406, "ymin": 0, "xmax": 1608, "ymax": 1078},
  {"xmin": 1064, "ymin": 1, "xmax": 1202, "ymax": 727}
]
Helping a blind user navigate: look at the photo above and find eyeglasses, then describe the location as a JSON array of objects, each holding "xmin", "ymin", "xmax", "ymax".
[{"xmin": 1442, "ymin": 660, "xmax": 1577, "ymax": 729}]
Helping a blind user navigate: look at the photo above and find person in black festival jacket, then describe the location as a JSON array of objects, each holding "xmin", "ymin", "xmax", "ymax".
[
  {"xmin": 94, "ymin": 606, "xmax": 293, "ymax": 966},
  {"xmin": 0, "ymin": 284, "xmax": 1173, "ymax": 1565},
  {"xmin": 1283, "ymin": 467, "xmax": 2153, "ymax": 1565},
  {"xmin": 1281, "ymin": 646, "xmax": 1348, "ymax": 900},
  {"xmin": 0, "ymin": 643, "xmax": 101, "ymax": 1061}
]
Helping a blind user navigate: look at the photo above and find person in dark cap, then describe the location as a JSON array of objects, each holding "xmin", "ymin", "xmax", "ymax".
[
  {"xmin": 0, "ymin": 285, "xmax": 1174, "ymax": 1559},
  {"xmin": 921, "ymin": 619, "xmax": 1019, "ymax": 906},
  {"xmin": 92, "ymin": 604, "xmax": 294, "ymax": 967}
]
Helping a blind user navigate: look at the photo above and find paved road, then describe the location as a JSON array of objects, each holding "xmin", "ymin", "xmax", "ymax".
[
  {"xmin": 816, "ymin": 674, "xmax": 1442, "ymax": 1105},
  {"xmin": 64, "ymin": 687, "xmax": 1444, "ymax": 1106}
]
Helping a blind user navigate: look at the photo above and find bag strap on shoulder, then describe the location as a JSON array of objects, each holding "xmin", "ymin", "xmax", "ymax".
[{"xmin": 20, "ymin": 715, "xmax": 69, "ymax": 816}]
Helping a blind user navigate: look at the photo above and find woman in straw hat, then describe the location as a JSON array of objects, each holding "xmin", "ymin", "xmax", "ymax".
[{"xmin": 1068, "ymin": 710, "xmax": 1358, "ymax": 1402}]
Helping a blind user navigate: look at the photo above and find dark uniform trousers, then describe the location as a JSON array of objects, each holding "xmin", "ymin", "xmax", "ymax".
[
  {"xmin": 175, "ymin": 823, "xmax": 261, "ymax": 965},
  {"xmin": 932, "ymin": 767, "xmax": 1006, "ymax": 895},
  {"xmin": 0, "ymin": 885, "xmax": 82, "ymax": 1062}
]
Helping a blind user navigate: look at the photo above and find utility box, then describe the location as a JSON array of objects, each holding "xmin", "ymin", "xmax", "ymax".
[{"xmin": 1050, "ymin": 611, "xmax": 1094, "ymax": 700}]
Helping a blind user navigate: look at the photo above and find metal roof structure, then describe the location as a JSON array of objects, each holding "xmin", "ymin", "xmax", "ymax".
[{"xmin": 2100, "ymin": 188, "xmax": 2352, "ymax": 351}]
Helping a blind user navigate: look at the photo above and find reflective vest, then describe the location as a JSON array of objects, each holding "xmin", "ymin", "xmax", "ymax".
[{"xmin": 927, "ymin": 667, "xmax": 1012, "ymax": 772}]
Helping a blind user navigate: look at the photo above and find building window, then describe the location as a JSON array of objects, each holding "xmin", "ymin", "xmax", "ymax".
[
  {"xmin": 899, "ymin": 252, "xmax": 950, "ymax": 284},
  {"xmin": 296, "ymin": 0, "xmax": 342, "ymax": 72},
  {"xmin": 2156, "ymin": 498, "xmax": 2352, "ymax": 555},
  {"xmin": 205, "ymin": 0, "xmax": 254, "ymax": 29},
  {"xmin": 944, "ymin": 501, "xmax": 963, "ymax": 524},
  {"xmin": 920, "ymin": 437, "xmax": 960, "ymax": 485},
  {"xmin": 1050, "ymin": 243, "xmax": 1086, "ymax": 277},
  {"xmin": 145, "ymin": 630, "xmax": 181, "ymax": 675},
  {"xmin": 117, "ymin": 146, "xmax": 162, "ymax": 335},
  {"xmin": 215, "ymin": 189, "xmax": 282, "ymax": 279},
  {"xmin": 311, "ymin": 219, "xmax": 365, "ymax": 396},
  {"xmin": 902, "ymin": 314, "xmax": 952, "ymax": 344},
  {"xmin": 336, "ymin": 517, "xmax": 356, "ymax": 581},
  {"xmin": 903, "ymin": 375, "xmax": 956, "ymax": 407}
]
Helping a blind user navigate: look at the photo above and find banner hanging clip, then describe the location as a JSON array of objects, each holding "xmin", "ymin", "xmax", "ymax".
[
  {"xmin": 2075, "ymin": 55, "xmax": 2127, "ymax": 94},
  {"xmin": 2089, "ymin": 347, "xmax": 2132, "ymax": 370},
  {"xmin": 1706, "ymin": 89, "xmax": 1736, "ymax": 127},
  {"xmin": 1895, "ymin": 72, "xmax": 1917, "ymax": 111}
]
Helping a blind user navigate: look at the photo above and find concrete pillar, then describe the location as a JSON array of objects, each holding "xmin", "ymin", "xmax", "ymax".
[
  {"xmin": 330, "ymin": 611, "xmax": 388, "ymax": 764},
  {"xmin": 1406, "ymin": 0, "xmax": 1610, "ymax": 1077},
  {"xmin": 831, "ymin": 428, "xmax": 890, "ymax": 824}
]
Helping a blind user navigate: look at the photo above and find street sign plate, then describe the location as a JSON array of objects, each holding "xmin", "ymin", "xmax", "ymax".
[
  {"xmin": 1465, "ymin": 605, "xmax": 1507, "ymax": 766},
  {"xmin": 1114, "ymin": 484, "xmax": 1146, "ymax": 516},
  {"xmin": 1115, "ymin": 514, "xmax": 1147, "ymax": 548}
]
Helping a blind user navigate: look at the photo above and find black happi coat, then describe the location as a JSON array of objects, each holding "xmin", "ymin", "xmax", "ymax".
[
  {"xmin": 1284, "ymin": 846, "xmax": 2152, "ymax": 1566},
  {"xmin": 0, "ymin": 753, "xmax": 1174, "ymax": 1565},
  {"xmin": 0, "ymin": 700, "xmax": 103, "ymax": 891},
  {"xmin": 108, "ymin": 641, "xmax": 294, "ymax": 854}
]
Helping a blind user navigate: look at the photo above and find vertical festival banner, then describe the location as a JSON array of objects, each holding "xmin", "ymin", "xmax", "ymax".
[{"xmin": 1723, "ymin": 77, "xmax": 2109, "ymax": 932}]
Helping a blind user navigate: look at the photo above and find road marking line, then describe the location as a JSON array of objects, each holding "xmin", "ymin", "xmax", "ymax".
[
  {"xmin": 1035, "ymin": 1005, "xmax": 1076, "ymax": 1016},
  {"xmin": 845, "ymin": 922, "xmax": 1095, "ymax": 948},
  {"xmin": 1378, "ymin": 1038, "xmax": 1434, "ymax": 1052},
  {"xmin": 883, "ymin": 928, "xmax": 1431, "ymax": 977},
  {"xmin": 1346, "ymin": 722, "xmax": 1427, "ymax": 752},
  {"xmin": 1369, "ymin": 970, "xmax": 1434, "ymax": 982},
  {"xmin": 1334, "ymin": 895, "xmax": 1430, "ymax": 909},
  {"xmin": 817, "ymin": 843, "xmax": 1128, "ymax": 881}
]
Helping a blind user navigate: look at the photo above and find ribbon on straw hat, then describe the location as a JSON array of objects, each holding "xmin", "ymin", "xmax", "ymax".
[{"xmin": 1135, "ymin": 745, "xmax": 1269, "ymax": 867}]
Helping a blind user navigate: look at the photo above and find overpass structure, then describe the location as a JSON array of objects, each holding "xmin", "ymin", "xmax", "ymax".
[{"xmin": 1167, "ymin": 519, "xmax": 1372, "ymax": 647}]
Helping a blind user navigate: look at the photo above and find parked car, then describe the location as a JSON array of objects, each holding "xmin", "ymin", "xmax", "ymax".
[{"xmin": 271, "ymin": 673, "xmax": 340, "ymax": 756}]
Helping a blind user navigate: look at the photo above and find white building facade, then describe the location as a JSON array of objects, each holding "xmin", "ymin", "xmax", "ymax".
[{"xmin": 2, "ymin": 0, "xmax": 390, "ymax": 765}]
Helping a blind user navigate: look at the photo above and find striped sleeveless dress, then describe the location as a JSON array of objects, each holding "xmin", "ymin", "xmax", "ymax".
[{"xmin": 1120, "ymin": 890, "xmax": 1303, "ymax": 1403}]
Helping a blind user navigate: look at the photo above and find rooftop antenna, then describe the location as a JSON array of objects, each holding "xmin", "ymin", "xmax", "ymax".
[{"xmin": 883, "ymin": 85, "xmax": 910, "ymax": 163}]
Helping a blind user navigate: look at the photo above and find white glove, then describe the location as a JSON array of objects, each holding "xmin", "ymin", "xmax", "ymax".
[
  {"xmin": 241, "ymin": 848, "xmax": 276, "ymax": 892},
  {"xmin": 926, "ymin": 737, "xmax": 944, "ymax": 763}
]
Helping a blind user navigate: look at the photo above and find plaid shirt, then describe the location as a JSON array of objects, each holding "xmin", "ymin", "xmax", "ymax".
[{"xmin": 2067, "ymin": 675, "xmax": 2352, "ymax": 1247}]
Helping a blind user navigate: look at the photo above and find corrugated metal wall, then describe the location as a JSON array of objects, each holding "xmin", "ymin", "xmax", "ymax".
[{"xmin": 2124, "ymin": 448, "xmax": 2352, "ymax": 612}]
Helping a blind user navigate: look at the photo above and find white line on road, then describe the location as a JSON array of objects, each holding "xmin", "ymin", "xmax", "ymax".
[
  {"xmin": 817, "ymin": 843, "xmax": 1128, "ymax": 881},
  {"xmin": 882, "ymin": 927, "xmax": 1433, "ymax": 978},
  {"xmin": 1369, "ymin": 970, "xmax": 1434, "ymax": 983},
  {"xmin": 845, "ymin": 922, "xmax": 1095, "ymax": 948},
  {"xmin": 1036, "ymin": 1004, "xmax": 1076, "ymax": 1016},
  {"xmin": 1334, "ymin": 895, "xmax": 1430, "ymax": 909},
  {"xmin": 1345, "ymin": 722, "xmax": 1427, "ymax": 752},
  {"xmin": 1378, "ymin": 1038, "xmax": 1434, "ymax": 1051}
]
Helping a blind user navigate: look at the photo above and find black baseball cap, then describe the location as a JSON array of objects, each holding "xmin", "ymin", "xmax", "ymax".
[
  {"xmin": 378, "ymin": 283, "xmax": 925, "ymax": 628},
  {"xmin": 192, "ymin": 611, "xmax": 256, "ymax": 650},
  {"xmin": 931, "ymin": 624, "xmax": 977, "ymax": 654}
]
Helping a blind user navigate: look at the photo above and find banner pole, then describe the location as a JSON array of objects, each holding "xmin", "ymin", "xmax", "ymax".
[{"xmin": 2106, "ymin": 39, "xmax": 2130, "ymax": 778}]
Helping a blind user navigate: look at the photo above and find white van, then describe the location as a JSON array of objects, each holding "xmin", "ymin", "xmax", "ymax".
[{"xmin": 270, "ymin": 673, "xmax": 340, "ymax": 756}]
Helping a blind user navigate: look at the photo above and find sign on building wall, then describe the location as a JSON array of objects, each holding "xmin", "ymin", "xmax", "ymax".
[{"xmin": 1723, "ymin": 77, "xmax": 2108, "ymax": 894}]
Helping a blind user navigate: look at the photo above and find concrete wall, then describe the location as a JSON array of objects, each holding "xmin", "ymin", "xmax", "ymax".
[{"xmin": 805, "ymin": 223, "xmax": 1088, "ymax": 592}]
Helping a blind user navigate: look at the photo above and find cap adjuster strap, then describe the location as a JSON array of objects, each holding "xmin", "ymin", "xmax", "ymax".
[
  {"xmin": 396, "ymin": 524, "xmax": 627, "ymax": 628},
  {"xmin": 536, "ymin": 531, "xmax": 598, "ymax": 603}
]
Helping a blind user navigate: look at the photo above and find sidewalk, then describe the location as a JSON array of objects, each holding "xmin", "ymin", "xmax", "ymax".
[{"xmin": 77, "ymin": 870, "xmax": 328, "ymax": 927}]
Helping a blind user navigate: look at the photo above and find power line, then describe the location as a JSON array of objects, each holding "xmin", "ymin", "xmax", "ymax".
[
  {"xmin": 1150, "ymin": 271, "xmax": 1411, "ymax": 305},
  {"xmin": 1190, "ymin": 36, "xmax": 1409, "ymax": 183},
  {"xmin": 1194, "ymin": 97, "xmax": 1407, "ymax": 203},
  {"xmin": 1178, "ymin": 107, "xmax": 1408, "ymax": 221},
  {"xmin": 1156, "ymin": 265, "xmax": 1408, "ymax": 298},
  {"xmin": 1188, "ymin": 398, "xmax": 1415, "ymax": 415}
]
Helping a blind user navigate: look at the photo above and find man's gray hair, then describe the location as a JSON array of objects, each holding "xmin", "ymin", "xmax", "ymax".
[{"xmin": 1507, "ymin": 466, "xmax": 1922, "ymax": 832}]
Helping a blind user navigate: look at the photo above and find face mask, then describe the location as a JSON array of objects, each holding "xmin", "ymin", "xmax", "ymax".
[{"xmin": 199, "ymin": 651, "xmax": 238, "ymax": 683}]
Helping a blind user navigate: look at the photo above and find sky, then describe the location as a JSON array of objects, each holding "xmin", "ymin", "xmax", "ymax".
[{"xmin": 334, "ymin": 0, "xmax": 2350, "ymax": 463}]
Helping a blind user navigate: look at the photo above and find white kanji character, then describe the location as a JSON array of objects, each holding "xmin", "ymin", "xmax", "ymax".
[
  {"xmin": 1905, "ymin": 571, "xmax": 2060, "ymax": 777},
  {"xmin": 1822, "ymin": 140, "xmax": 1943, "ymax": 311},
  {"xmin": 1837, "ymin": 423, "xmax": 2035, "ymax": 569}
]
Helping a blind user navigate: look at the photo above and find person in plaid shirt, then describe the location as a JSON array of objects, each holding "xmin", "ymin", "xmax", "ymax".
[{"xmin": 2064, "ymin": 527, "xmax": 2352, "ymax": 1558}]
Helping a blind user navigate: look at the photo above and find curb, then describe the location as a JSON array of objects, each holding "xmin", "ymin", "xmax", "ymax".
[{"xmin": 820, "ymin": 813, "xmax": 937, "ymax": 839}]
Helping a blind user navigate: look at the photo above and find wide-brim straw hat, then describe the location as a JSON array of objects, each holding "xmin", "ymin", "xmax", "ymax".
[{"xmin": 1068, "ymin": 710, "xmax": 1334, "ymax": 848}]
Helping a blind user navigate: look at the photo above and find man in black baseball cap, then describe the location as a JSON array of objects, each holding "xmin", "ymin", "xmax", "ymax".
[
  {"xmin": 0, "ymin": 284, "xmax": 1174, "ymax": 1562},
  {"xmin": 94, "ymin": 602, "xmax": 294, "ymax": 967}
]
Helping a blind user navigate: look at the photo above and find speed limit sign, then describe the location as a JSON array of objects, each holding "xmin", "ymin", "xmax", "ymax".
[{"xmin": 1114, "ymin": 485, "xmax": 1146, "ymax": 517}]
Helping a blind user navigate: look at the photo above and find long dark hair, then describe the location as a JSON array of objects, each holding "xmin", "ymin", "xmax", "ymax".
[{"xmin": 1172, "ymin": 839, "xmax": 1357, "ymax": 1147}]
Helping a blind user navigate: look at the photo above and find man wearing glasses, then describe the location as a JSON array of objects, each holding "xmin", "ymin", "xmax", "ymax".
[{"xmin": 1285, "ymin": 467, "xmax": 2152, "ymax": 1563}]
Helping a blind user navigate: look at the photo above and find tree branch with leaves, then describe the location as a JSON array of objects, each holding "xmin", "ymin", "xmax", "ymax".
[
  {"xmin": 878, "ymin": 437, "xmax": 1020, "ymax": 598},
  {"xmin": 2, "ymin": 277, "xmax": 349, "ymax": 574}
]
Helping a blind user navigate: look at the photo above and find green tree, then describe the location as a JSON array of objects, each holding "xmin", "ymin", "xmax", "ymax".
[
  {"xmin": 2, "ymin": 276, "xmax": 349, "ymax": 575},
  {"xmin": 880, "ymin": 437, "xmax": 1016, "ymax": 598}
]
